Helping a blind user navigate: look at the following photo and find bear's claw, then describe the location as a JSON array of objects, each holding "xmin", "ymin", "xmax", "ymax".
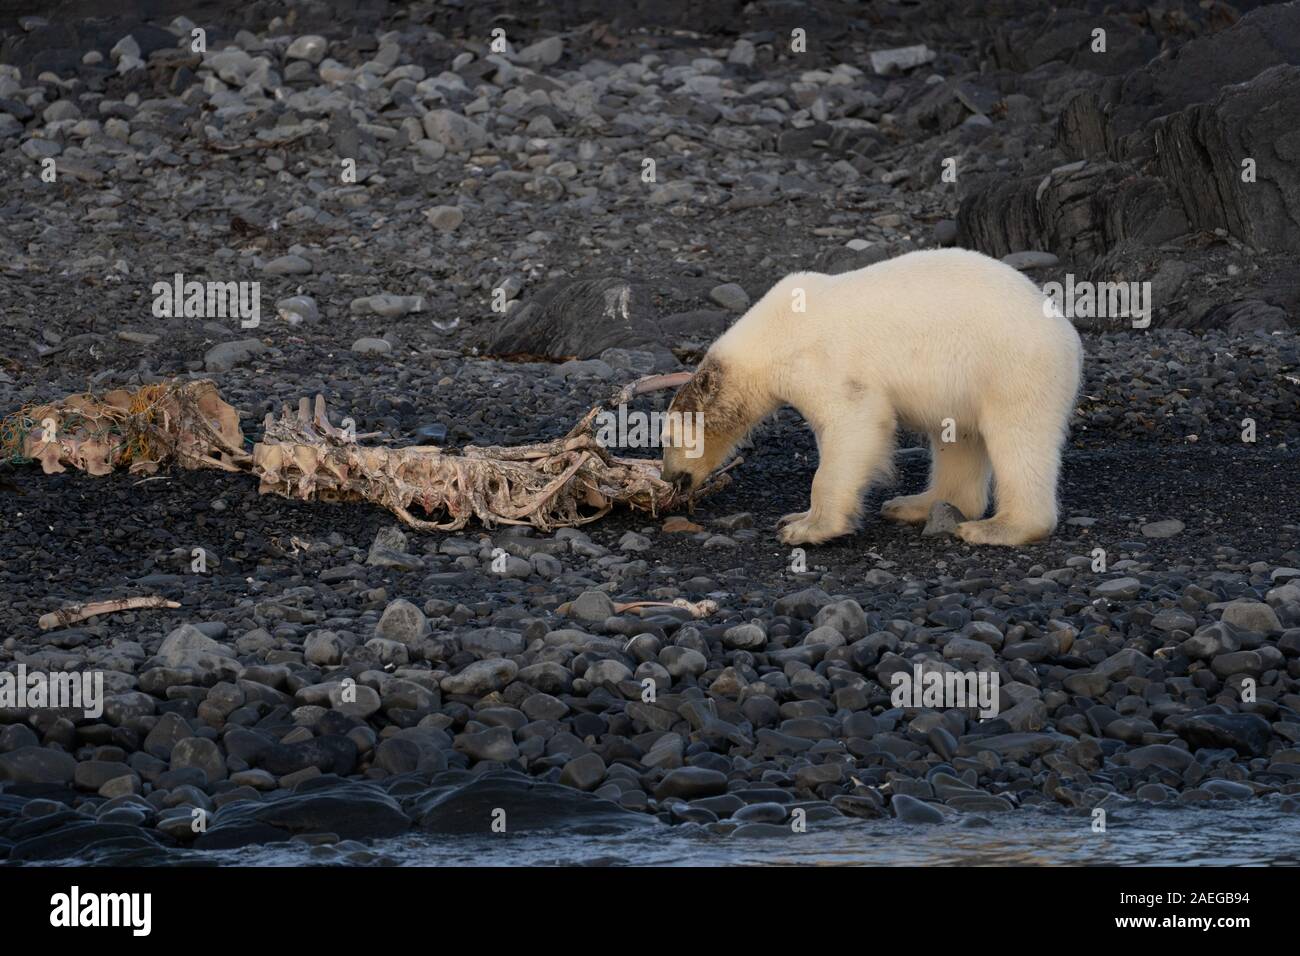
[
  {"xmin": 955, "ymin": 517, "xmax": 1051, "ymax": 547},
  {"xmin": 880, "ymin": 494, "xmax": 934, "ymax": 524},
  {"xmin": 777, "ymin": 513, "xmax": 849, "ymax": 545}
]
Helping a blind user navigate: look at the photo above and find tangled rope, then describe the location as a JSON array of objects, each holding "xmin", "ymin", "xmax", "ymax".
[{"xmin": 0, "ymin": 406, "xmax": 37, "ymax": 465}]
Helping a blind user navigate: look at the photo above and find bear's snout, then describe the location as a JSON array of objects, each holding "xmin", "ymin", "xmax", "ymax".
[{"xmin": 660, "ymin": 463, "xmax": 695, "ymax": 493}]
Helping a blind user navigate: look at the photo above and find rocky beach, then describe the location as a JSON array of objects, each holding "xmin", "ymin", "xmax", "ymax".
[{"xmin": 1, "ymin": 0, "xmax": 1298, "ymax": 867}]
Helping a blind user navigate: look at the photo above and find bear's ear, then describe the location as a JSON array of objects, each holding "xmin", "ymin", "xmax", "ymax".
[{"xmin": 693, "ymin": 361, "xmax": 722, "ymax": 399}]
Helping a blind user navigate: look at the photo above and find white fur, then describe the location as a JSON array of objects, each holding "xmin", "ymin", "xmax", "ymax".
[{"xmin": 709, "ymin": 248, "xmax": 1084, "ymax": 546}]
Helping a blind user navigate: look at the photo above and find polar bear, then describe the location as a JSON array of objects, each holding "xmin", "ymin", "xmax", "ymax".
[{"xmin": 659, "ymin": 248, "xmax": 1084, "ymax": 546}]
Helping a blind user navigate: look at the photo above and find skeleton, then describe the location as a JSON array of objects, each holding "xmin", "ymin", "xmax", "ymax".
[{"xmin": 3, "ymin": 373, "xmax": 736, "ymax": 533}]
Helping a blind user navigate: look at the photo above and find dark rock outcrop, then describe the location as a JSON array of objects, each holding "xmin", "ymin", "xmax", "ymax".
[{"xmin": 959, "ymin": 3, "xmax": 1300, "ymax": 331}]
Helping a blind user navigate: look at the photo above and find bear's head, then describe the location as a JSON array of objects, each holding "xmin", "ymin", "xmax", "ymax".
[{"xmin": 659, "ymin": 357, "xmax": 751, "ymax": 493}]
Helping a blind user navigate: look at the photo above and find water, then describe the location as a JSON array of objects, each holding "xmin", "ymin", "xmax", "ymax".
[{"xmin": 141, "ymin": 803, "xmax": 1300, "ymax": 867}]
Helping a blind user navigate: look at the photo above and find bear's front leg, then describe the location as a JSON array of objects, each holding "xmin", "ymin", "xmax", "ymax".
[{"xmin": 778, "ymin": 410, "xmax": 895, "ymax": 546}]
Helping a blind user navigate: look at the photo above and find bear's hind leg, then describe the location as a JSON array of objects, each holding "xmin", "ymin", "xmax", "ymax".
[
  {"xmin": 931, "ymin": 432, "xmax": 991, "ymax": 520},
  {"xmin": 881, "ymin": 431, "xmax": 989, "ymax": 523},
  {"xmin": 779, "ymin": 404, "xmax": 895, "ymax": 546},
  {"xmin": 956, "ymin": 420, "xmax": 1060, "ymax": 547}
]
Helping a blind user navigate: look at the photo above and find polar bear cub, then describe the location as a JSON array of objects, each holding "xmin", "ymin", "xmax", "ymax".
[{"xmin": 659, "ymin": 248, "xmax": 1084, "ymax": 546}]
